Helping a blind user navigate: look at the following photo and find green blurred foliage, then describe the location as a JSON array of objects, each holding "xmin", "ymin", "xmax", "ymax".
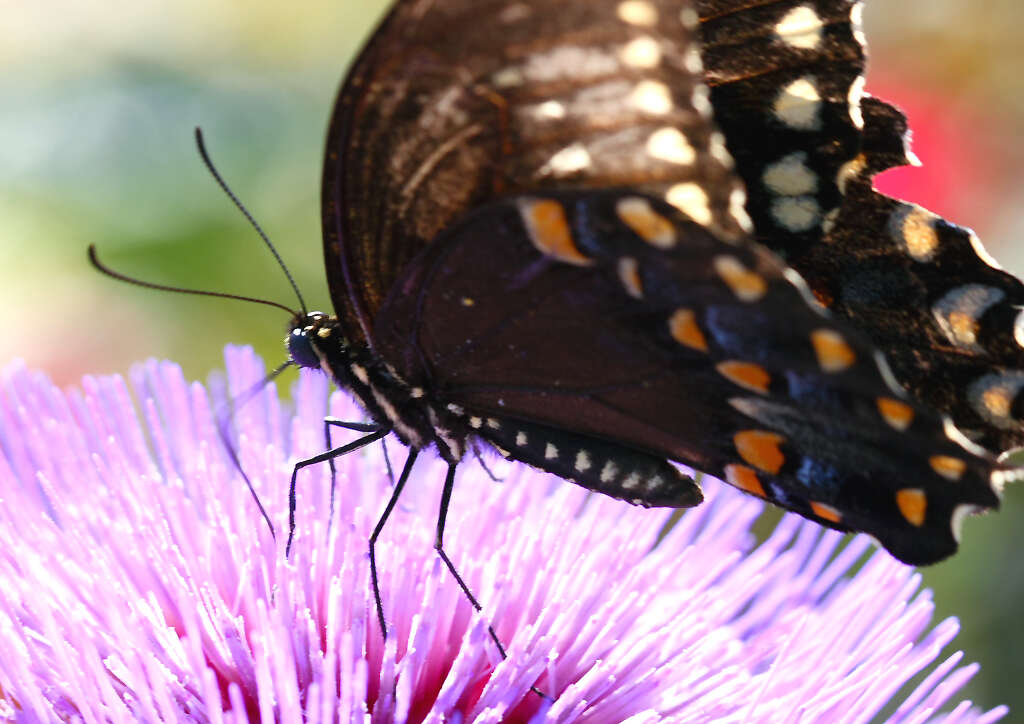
[{"xmin": 3, "ymin": 0, "xmax": 1023, "ymax": 716}]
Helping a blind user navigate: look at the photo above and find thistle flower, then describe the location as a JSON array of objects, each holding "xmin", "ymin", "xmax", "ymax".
[{"xmin": 0, "ymin": 347, "xmax": 1007, "ymax": 722}]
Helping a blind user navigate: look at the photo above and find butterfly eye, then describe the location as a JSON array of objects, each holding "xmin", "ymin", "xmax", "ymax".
[{"xmin": 287, "ymin": 328, "xmax": 320, "ymax": 369}]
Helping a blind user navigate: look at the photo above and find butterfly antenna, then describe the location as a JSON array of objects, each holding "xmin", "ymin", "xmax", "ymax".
[
  {"xmin": 88, "ymin": 246, "xmax": 299, "ymax": 316},
  {"xmin": 194, "ymin": 127, "xmax": 308, "ymax": 316}
]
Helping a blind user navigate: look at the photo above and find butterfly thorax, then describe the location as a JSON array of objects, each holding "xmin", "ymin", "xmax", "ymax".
[{"xmin": 286, "ymin": 312, "xmax": 468, "ymax": 462}]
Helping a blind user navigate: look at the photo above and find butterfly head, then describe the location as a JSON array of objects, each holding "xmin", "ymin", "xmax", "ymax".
[{"xmin": 286, "ymin": 311, "xmax": 347, "ymax": 370}]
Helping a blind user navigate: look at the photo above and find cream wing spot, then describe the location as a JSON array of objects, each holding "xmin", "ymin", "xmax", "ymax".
[
  {"xmin": 763, "ymin": 152, "xmax": 817, "ymax": 196},
  {"xmin": 646, "ymin": 127, "xmax": 696, "ymax": 165},
  {"xmin": 889, "ymin": 205, "xmax": 940, "ymax": 262},
  {"xmin": 515, "ymin": 431, "xmax": 528, "ymax": 446},
  {"xmin": 620, "ymin": 36, "xmax": 661, "ymax": 68},
  {"xmin": 575, "ymin": 451, "xmax": 592, "ymax": 472},
  {"xmin": 617, "ymin": 0, "xmax": 658, "ymax": 26},
  {"xmin": 545, "ymin": 443, "xmax": 559, "ymax": 460},
  {"xmin": 543, "ymin": 143, "xmax": 592, "ymax": 176},
  {"xmin": 666, "ymin": 182, "xmax": 712, "ymax": 225},
  {"xmin": 600, "ymin": 461, "xmax": 619, "ymax": 483},
  {"xmin": 534, "ymin": 100, "xmax": 566, "ymax": 119},
  {"xmin": 771, "ymin": 196, "xmax": 821, "ymax": 232},
  {"xmin": 848, "ymin": 75, "xmax": 866, "ymax": 129},
  {"xmin": 775, "ymin": 5, "xmax": 824, "ymax": 50},
  {"xmin": 630, "ymin": 80, "xmax": 673, "ymax": 115},
  {"xmin": 774, "ymin": 77, "xmax": 822, "ymax": 130}
]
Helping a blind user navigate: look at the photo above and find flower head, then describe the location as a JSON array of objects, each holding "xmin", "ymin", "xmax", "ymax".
[{"xmin": 0, "ymin": 348, "xmax": 1007, "ymax": 722}]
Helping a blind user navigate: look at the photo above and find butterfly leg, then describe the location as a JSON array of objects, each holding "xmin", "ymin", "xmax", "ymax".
[
  {"xmin": 432, "ymin": 462, "xmax": 550, "ymax": 699},
  {"xmin": 368, "ymin": 448, "xmax": 418, "ymax": 639},
  {"xmin": 286, "ymin": 427, "xmax": 389, "ymax": 555},
  {"xmin": 323, "ymin": 417, "xmax": 391, "ymax": 529}
]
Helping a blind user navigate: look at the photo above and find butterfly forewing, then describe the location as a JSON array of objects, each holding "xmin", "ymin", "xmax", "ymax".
[{"xmin": 323, "ymin": 0, "xmax": 746, "ymax": 346}]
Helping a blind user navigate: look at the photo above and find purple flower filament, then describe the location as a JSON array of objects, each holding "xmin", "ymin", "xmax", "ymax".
[{"xmin": 0, "ymin": 347, "xmax": 1008, "ymax": 723}]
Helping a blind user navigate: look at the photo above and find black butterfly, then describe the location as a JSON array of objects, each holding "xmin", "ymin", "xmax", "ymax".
[{"xmin": 93, "ymin": 0, "xmax": 1024, "ymax": 636}]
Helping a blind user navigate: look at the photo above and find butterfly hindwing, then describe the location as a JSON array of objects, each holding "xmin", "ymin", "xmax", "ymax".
[{"xmin": 374, "ymin": 190, "xmax": 1004, "ymax": 565}]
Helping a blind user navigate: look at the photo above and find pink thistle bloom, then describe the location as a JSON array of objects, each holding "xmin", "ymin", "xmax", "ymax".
[{"xmin": 0, "ymin": 347, "xmax": 1008, "ymax": 723}]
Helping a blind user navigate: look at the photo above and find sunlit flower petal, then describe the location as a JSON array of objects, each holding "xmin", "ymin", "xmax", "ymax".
[{"xmin": 0, "ymin": 348, "xmax": 1007, "ymax": 722}]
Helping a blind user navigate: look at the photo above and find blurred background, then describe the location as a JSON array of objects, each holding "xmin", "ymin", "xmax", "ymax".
[{"xmin": 3, "ymin": 0, "xmax": 1023, "ymax": 715}]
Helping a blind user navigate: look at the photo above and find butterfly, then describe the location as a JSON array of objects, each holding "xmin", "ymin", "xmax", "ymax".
[
  {"xmin": 93, "ymin": 0, "xmax": 1024, "ymax": 605},
  {"xmin": 278, "ymin": 0, "xmax": 1024, "ymax": 576}
]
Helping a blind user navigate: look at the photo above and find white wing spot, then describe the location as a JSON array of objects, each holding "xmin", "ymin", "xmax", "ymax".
[
  {"xmin": 534, "ymin": 100, "xmax": 566, "ymax": 119},
  {"xmin": 850, "ymin": 2, "xmax": 867, "ymax": 45},
  {"xmin": 848, "ymin": 75, "xmax": 866, "ymax": 129},
  {"xmin": 622, "ymin": 472, "xmax": 641, "ymax": 490},
  {"xmin": 771, "ymin": 196, "xmax": 821, "ymax": 232},
  {"xmin": 889, "ymin": 205, "xmax": 940, "ymax": 262},
  {"xmin": 774, "ymin": 77, "xmax": 822, "ymax": 130},
  {"xmin": 617, "ymin": 0, "xmax": 658, "ymax": 26},
  {"xmin": 708, "ymin": 131, "xmax": 732, "ymax": 166},
  {"xmin": 575, "ymin": 451, "xmax": 592, "ymax": 472},
  {"xmin": 620, "ymin": 36, "xmax": 661, "ymax": 68},
  {"xmin": 516, "ymin": 431, "xmax": 528, "ymax": 446},
  {"xmin": 729, "ymin": 188, "xmax": 754, "ymax": 232},
  {"xmin": 763, "ymin": 152, "xmax": 817, "ymax": 196},
  {"xmin": 630, "ymin": 80, "xmax": 673, "ymax": 115},
  {"xmin": 601, "ymin": 460, "xmax": 619, "ymax": 483},
  {"xmin": 775, "ymin": 5, "xmax": 824, "ymax": 49},
  {"xmin": 665, "ymin": 182, "xmax": 712, "ymax": 226},
  {"xmin": 969, "ymin": 230, "xmax": 1004, "ymax": 270},
  {"xmin": 542, "ymin": 143, "xmax": 592, "ymax": 176},
  {"xmin": 545, "ymin": 443, "xmax": 559, "ymax": 460},
  {"xmin": 645, "ymin": 127, "xmax": 696, "ymax": 165}
]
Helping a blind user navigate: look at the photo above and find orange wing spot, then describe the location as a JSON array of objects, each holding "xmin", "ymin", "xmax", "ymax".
[
  {"xmin": 810, "ymin": 501, "xmax": 842, "ymax": 524},
  {"xmin": 733, "ymin": 430, "xmax": 786, "ymax": 474},
  {"xmin": 930, "ymin": 455, "xmax": 966, "ymax": 481},
  {"xmin": 947, "ymin": 311, "xmax": 979, "ymax": 346},
  {"xmin": 876, "ymin": 397, "xmax": 914, "ymax": 431},
  {"xmin": 896, "ymin": 488, "xmax": 927, "ymax": 527},
  {"xmin": 713, "ymin": 255, "xmax": 767, "ymax": 301},
  {"xmin": 982, "ymin": 386, "xmax": 1012, "ymax": 418},
  {"xmin": 616, "ymin": 197, "xmax": 677, "ymax": 248},
  {"xmin": 668, "ymin": 308, "xmax": 708, "ymax": 352},
  {"xmin": 716, "ymin": 361, "xmax": 771, "ymax": 394},
  {"xmin": 724, "ymin": 463, "xmax": 766, "ymax": 497},
  {"xmin": 900, "ymin": 206, "xmax": 940, "ymax": 262},
  {"xmin": 518, "ymin": 198, "xmax": 592, "ymax": 266},
  {"xmin": 810, "ymin": 328, "xmax": 856, "ymax": 372}
]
